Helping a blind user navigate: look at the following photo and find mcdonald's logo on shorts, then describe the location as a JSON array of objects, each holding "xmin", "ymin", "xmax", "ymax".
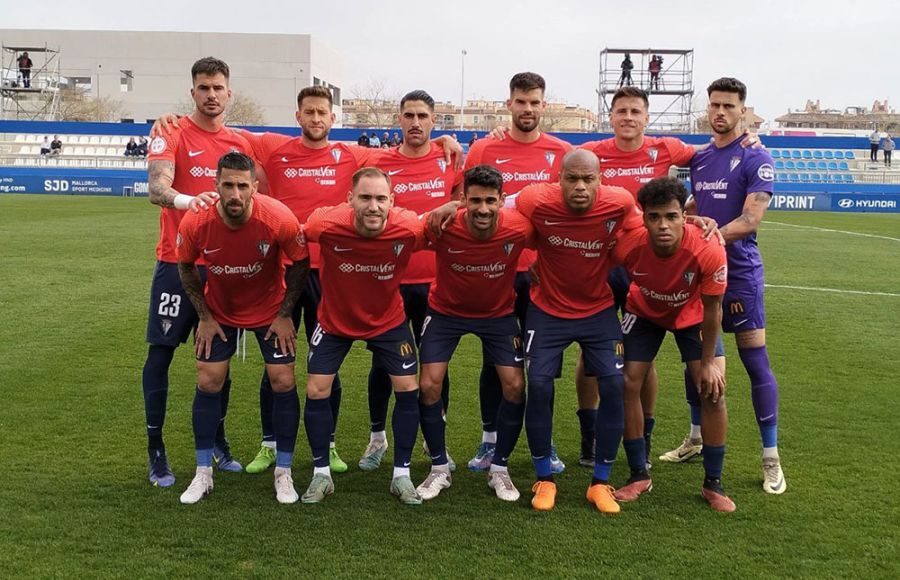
[
  {"xmin": 398, "ymin": 341, "xmax": 414, "ymax": 357},
  {"xmin": 615, "ymin": 341, "xmax": 624, "ymax": 358},
  {"xmin": 729, "ymin": 300, "xmax": 745, "ymax": 315}
]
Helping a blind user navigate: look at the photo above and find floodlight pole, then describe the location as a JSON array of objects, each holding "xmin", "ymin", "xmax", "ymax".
[{"xmin": 460, "ymin": 49, "xmax": 467, "ymax": 131}]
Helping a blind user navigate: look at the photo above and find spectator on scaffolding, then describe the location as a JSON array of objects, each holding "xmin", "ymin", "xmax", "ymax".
[
  {"xmin": 883, "ymin": 134, "xmax": 894, "ymax": 168},
  {"xmin": 125, "ymin": 137, "xmax": 138, "ymax": 157},
  {"xmin": 40, "ymin": 136, "xmax": 51, "ymax": 156},
  {"xmin": 18, "ymin": 52, "xmax": 33, "ymax": 88},
  {"xmin": 649, "ymin": 55, "xmax": 662, "ymax": 91},
  {"xmin": 50, "ymin": 135, "xmax": 62, "ymax": 156},
  {"xmin": 618, "ymin": 53, "xmax": 634, "ymax": 87}
]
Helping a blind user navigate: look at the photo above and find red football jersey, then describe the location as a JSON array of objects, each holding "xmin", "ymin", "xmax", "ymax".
[
  {"xmin": 612, "ymin": 224, "xmax": 727, "ymax": 330},
  {"xmin": 176, "ymin": 194, "xmax": 307, "ymax": 329},
  {"xmin": 425, "ymin": 208, "xmax": 535, "ymax": 318},
  {"xmin": 148, "ymin": 116, "xmax": 254, "ymax": 263},
  {"xmin": 465, "ymin": 133, "xmax": 573, "ymax": 272},
  {"xmin": 303, "ymin": 205, "xmax": 425, "ymax": 339},
  {"xmin": 580, "ymin": 136, "xmax": 695, "ymax": 196},
  {"xmin": 242, "ymin": 131, "xmax": 374, "ymax": 268},
  {"xmin": 369, "ymin": 144, "xmax": 462, "ymax": 284},
  {"xmin": 516, "ymin": 182, "xmax": 642, "ymax": 318}
]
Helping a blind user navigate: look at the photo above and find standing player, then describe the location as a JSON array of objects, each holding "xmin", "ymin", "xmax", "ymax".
[
  {"xmin": 176, "ymin": 152, "xmax": 310, "ymax": 504},
  {"xmin": 142, "ymin": 57, "xmax": 255, "ymax": 487},
  {"xmin": 300, "ymin": 168, "xmax": 427, "ymax": 505},
  {"xmin": 361, "ymin": 90, "xmax": 462, "ymax": 472},
  {"xmin": 415, "ymin": 165, "xmax": 533, "ymax": 502},
  {"xmin": 679, "ymin": 77, "xmax": 786, "ymax": 494},
  {"xmin": 517, "ymin": 150, "xmax": 640, "ymax": 513},
  {"xmin": 611, "ymin": 177, "xmax": 735, "ymax": 512},
  {"xmin": 463, "ymin": 72, "xmax": 571, "ymax": 473}
]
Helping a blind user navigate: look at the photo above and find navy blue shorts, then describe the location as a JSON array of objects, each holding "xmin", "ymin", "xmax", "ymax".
[
  {"xmin": 146, "ymin": 261, "xmax": 202, "ymax": 347},
  {"xmin": 621, "ymin": 311, "xmax": 725, "ymax": 363},
  {"xmin": 420, "ymin": 309, "xmax": 523, "ymax": 367},
  {"xmin": 524, "ymin": 304, "xmax": 623, "ymax": 382},
  {"xmin": 722, "ymin": 282, "xmax": 766, "ymax": 333},
  {"xmin": 607, "ymin": 266, "xmax": 631, "ymax": 313},
  {"xmin": 200, "ymin": 324, "xmax": 295, "ymax": 364},
  {"xmin": 308, "ymin": 323, "xmax": 418, "ymax": 376}
]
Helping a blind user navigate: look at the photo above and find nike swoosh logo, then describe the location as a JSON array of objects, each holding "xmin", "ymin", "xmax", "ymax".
[
  {"xmin": 697, "ymin": 164, "xmax": 708, "ymax": 171},
  {"xmin": 281, "ymin": 156, "xmax": 289, "ymax": 162},
  {"xmin": 448, "ymin": 248, "xmax": 465, "ymax": 254},
  {"xmin": 603, "ymin": 459, "xmax": 615, "ymax": 464},
  {"xmin": 203, "ymin": 248, "xmax": 222, "ymax": 254},
  {"xmin": 403, "ymin": 461, "xmax": 411, "ymax": 467},
  {"xmin": 615, "ymin": 362, "xmax": 624, "ymax": 369},
  {"xmin": 188, "ymin": 150, "xmax": 204, "ymax": 157},
  {"xmin": 514, "ymin": 356, "xmax": 524, "ymax": 362},
  {"xmin": 313, "ymin": 456, "xmax": 323, "ymax": 461},
  {"xmin": 544, "ymin": 220, "xmax": 563, "ymax": 226},
  {"xmin": 500, "ymin": 457, "xmax": 509, "ymax": 462},
  {"xmin": 632, "ymin": 271, "xmax": 649, "ymax": 276},
  {"xmin": 272, "ymin": 351, "xmax": 290, "ymax": 359},
  {"xmin": 495, "ymin": 158, "xmax": 512, "ymax": 164},
  {"xmin": 733, "ymin": 319, "xmax": 748, "ymax": 326},
  {"xmin": 388, "ymin": 169, "xmax": 403, "ymax": 176},
  {"xmin": 334, "ymin": 246, "xmax": 353, "ymax": 252},
  {"xmin": 759, "ymin": 413, "xmax": 774, "ymax": 421},
  {"xmin": 401, "ymin": 361, "xmax": 416, "ymax": 370},
  {"xmin": 600, "ymin": 158, "xmax": 612, "ymax": 163}
]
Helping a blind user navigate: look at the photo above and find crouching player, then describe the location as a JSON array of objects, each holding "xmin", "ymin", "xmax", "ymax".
[
  {"xmin": 416, "ymin": 165, "xmax": 533, "ymax": 502},
  {"xmin": 300, "ymin": 167, "xmax": 426, "ymax": 505},
  {"xmin": 176, "ymin": 152, "xmax": 310, "ymax": 505},
  {"xmin": 611, "ymin": 177, "xmax": 735, "ymax": 512}
]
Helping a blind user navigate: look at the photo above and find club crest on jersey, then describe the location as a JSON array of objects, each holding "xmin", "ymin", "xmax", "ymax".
[
  {"xmin": 437, "ymin": 159, "xmax": 447, "ymax": 173},
  {"xmin": 161, "ymin": 319, "xmax": 172, "ymax": 335},
  {"xmin": 647, "ymin": 148, "xmax": 658, "ymax": 162},
  {"xmin": 257, "ymin": 240, "xmax": 271, "ymax": 258},
  {"xmin": 545, "ymin": 152, "xmax": 556, "ymax": 166},
  {"xmin": 605, "ymin": 219, "xmax": 617, "ymax": 234},
  {"xmin": 331, "ymin": 149, "xmax": 342, "ymax": 163},
  {"xmin": 729, "ymin": 156, "xmax": 742, "ymax": 172},
  {"xmin": 176, "ymin": 233, "xmax": 183, "ymax": 247},
  {"xmin": 683, "ymin": 271, "xmax": 695, "ymax": 285},
  {"xmin": 149, "ymin": 137, "xmax": 166, "ymax": 155},
  {"xmin": 393, "ymin": 242, "xmax": 405, "ymax": 257},
  {"xmin": 503, "ymin": 242, "xmax": 514, "ymax": 256}
]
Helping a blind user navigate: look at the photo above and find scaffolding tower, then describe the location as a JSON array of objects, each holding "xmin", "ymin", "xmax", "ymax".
[
  {"xmin": 1, "ymin": 44, "xmax": 62, "ymax": 120},
  {"xmin": 598, "ymin": 48, "xmax": 694, "ymax": 133}
]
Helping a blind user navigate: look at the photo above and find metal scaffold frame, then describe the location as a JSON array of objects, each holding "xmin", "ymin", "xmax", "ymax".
[
  {"xmin": 1, "ymin": 43, "xmax": 62, "ymax": 120},
  {"xmin": 598, "ymin": 48, "xmax": 694, "ymax": 132}
]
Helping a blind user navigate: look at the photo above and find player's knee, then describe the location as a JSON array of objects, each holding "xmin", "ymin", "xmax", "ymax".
[
  {"xmin": 268, "ymin": 368, "xmax": 296, "ymax": 393},
  {"xmin": 597, "ymin": 373, "xmax": 625, "ymax": 401},
  {"xmin": 196, "ymin": 376, "xmax": 224, "ymax": 393},
  {"xmin": 735, "ymin": 329, "xmax": 765, "ymax": 349},
  {"xmin": 418, "ymin": 380, "xmax": 442, "ymax": 405},
  {"xmin": 623, "ymin": 376, "xmax": 642, "ymax": 399},
  {"xmin": 306, "ymin": 378, "xmax": 332, "ymax": 400},
  {"xmin": 500, "ymin": 376, "xmax": 525, "ymax": 404}
]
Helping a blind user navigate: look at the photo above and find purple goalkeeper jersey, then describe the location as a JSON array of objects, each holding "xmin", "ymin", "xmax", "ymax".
[{"xmin": 690, "ymin": 137, "xmax": 775, "ymax": 286}]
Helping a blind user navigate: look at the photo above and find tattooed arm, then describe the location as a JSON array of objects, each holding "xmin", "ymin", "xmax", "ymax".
[
  {"xmin": 178, "ymin": 262, "xmax": 225, "ymax": 359},
  {"xmin": 148, "ymin": 159, "xmax": 218, "ymax": 212},
  {"xmin": 719, "ymin": 191, "xmax": 772, "ymax": 244}
]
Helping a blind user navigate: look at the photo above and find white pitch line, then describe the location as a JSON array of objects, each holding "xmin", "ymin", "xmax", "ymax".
[
  {"xmin": 763, "ymin": 220, "xmax": 900, "ymax": 242},
  {"xmin": 766, "ymin": 284, "xmax": 900, "ymax": 297}
]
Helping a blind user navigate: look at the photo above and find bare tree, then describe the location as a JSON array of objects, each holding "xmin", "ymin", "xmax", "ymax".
[
  {"xmin": 347, "ymin": 79, "xmax": 400, "ymax": 128},
  {"xmin": 58, "ymin": 88, "xmax": 126, "ymax": 122},
  {"xmin": 225, "ymin": 92, "xmax": 266, "ymax": 126}
]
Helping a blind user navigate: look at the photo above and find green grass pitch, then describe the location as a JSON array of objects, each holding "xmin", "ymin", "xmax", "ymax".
[{"xmin": 1, "ymin": 195, "xmax": 898, "ymax": 578}]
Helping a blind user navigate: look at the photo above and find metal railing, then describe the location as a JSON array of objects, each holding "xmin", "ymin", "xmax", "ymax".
[{"xmin": 0, "ymin": 154, "xmax": 147, "ymax": 170}]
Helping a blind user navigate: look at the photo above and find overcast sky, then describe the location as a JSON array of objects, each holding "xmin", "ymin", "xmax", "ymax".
[{"xmin": 2, "ymin": 0, "xmax": 893, "ymax": 125}]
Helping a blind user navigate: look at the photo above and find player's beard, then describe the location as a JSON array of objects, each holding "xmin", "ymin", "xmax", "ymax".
[
  {"xmin": 470, "ymin": 211, "xmax": 497, "ymax": 233},
  {"xmin": 199, "ymin": 100, "xmax": 225, "ymax": 120},
  {"xmin": 224, "ymin": 199, "xmax": 248, "ymax": 222},
  {"xmin": 711, "ymin": 117, "xmax": 738, "ymax": 135},
  {"xmin": 513, "ymin": 114, "xmax": 539, "ymax": 133},
  {"xmin": 302, "ymin": 125, "xmax": 329, "ymax": 144}
]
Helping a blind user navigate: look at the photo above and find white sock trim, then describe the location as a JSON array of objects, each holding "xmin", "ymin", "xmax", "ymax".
[{"xmin": 482, "ymin": 430, "xmax": 497, "ymax": 444}]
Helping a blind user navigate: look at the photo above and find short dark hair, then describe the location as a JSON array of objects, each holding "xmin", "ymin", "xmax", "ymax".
[
  {"xmin": 637, "ymin": 177, "xmax": 688, "ymax": 211},
  {"xmin": 611, "ymin": 86, "xmax": 649, "ymax": 109},
  {"xmin": 217, "ymin": 151, "xmax": 255, "ymax": 179},
  {"xmin": 191, "ymin": 57, "xmax": 230, "ymax": 81},
  {"xmin": 400, "ymin": 90, "xmax": 435, "ymax": 111},
  {"xmin": 464, "ymin": 165, "xmax": 503, "ymax": 195},
  {"xmin": 707, "ymin": 77, "xmax": 747, "ymax": 102},
  {"xmin": 351, "ymin": 167, "xmax": 391, "ymax": 190},
  {"xmin": 509, "ymin": 72, "xmax": 545, "ymax": 95},
  {"xmin": 297, "ymin": 85, "xmax": 333, "ymax": 108}
]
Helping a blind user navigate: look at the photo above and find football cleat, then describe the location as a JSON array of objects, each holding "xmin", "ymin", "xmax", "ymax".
[
  {"xmin": 467, "ymin": 442, "xmax": 496, "ymax": 472},
  {"xmin": 416, "ymin": 470, "xmax": 452, "ymax": 500},
  {"xmin": 329, "ymin": 447, "xmax": 348, "ymax": 473},
  {"xmin": 586, "ymin": 483, "xmax": 621, "ymax": 514},
  {"xmin": 273, "ymin": 467, "xmax": 299, "ymax": 504},
  {"xmin": 613, "ymin": 477, "xmax": 652, "ymax": 502},
  {"xmin": 390, "ymin": 475, "xmax": 423, "ymax": 505},
  {"xmin": 359, "ymin": 438, "xmax": 389, "ymax": 471},
  {"xmin": 549, "ymin": 444, "xmax": 566, "ymax": 474},
  {"xmin": 212, "ymin": 444, "xmax": 243, "ymax": 472},
  {"xmin": 488, "ymin": 471, "xmax": 520, "ymax": 502},
  {"xmin": 148, "ymin": 448, "xmax": 176, "ymax": 488},
  {"xmin": 245, "ymin": 445, "xmax": 276, "ymax": 474},
  {"xmin": 658, "ymin": 437, "xmax": 703, "ymax": 463},
  {"xmin": 300, "ymin": 473, "xmax": 334, "ymax": 503},
  {"xmin": 762, "ymin": 458, "xmax": 787, "ymax": 495},
  {"xmin": 702, "ymin": 481, "xmax": 736, "ymax": 512},
  {"xmin": 179, "ymin": 467, "xmax": 213, "ymax": 504},
  {"xmin": 531, "ymin": 481, "xmax": 557, "ymax": 511}
]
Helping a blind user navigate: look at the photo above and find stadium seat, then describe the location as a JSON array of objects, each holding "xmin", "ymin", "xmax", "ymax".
[
  {"xmin": 838, "ymin": 161, "xmax": 849, "ymax": 171},
  {"xmin": 777, "ymin": 172, "xmax": 788, "ymax": 182},
  {"xmin": 844, "ymin": 173, "xmax": 855, "ymax": 183},
  {"xmin": 834, "ymin": 151, "xmax": 845, "ymax": 160},
  {"xmin": 811, "ymin": 173, "xmax": 822, "ymax": 183},
  {"xmin": 795, "ymin": 161, "xmax": 806, "ymax": 170},
  {"xmin": 72, "ymin": 146, "xmax": 84, "ymax": 156},
  {"xmin": 802, "ymin": 150, "xmax": 812, "ymax": 159},
  {"xmin": 789, "ymin": 173, "xmax": 800, "ymax": 183},
  {"xmin": 785, "ymin": 160, "xmax": 795, "ymax": 170},
  {"xmin": 791, "ymin": 150, "xmax": 801, "ymax": 159},
  {"xmin": 816, "ymin": 161, "xmax": 827, "ymax": 170},
  {"xmin": 824, "ymin": 150, "xmax": 834, "ymax": 159},
  {"xmin": 845, "ymin": 151, "xmax": 855, "ymax": 160},
  {"xmin": 827, "ymin": 161, "xmax": 838, "ymax": 171},
  {"xmin": 813, "ymin": 150, "xmax": 824, "ymax": 159},
  {"xmin": 799, "ymin": 172, "xmax": 810, "ymax": 182},
  {"xmin": 775, "ymin": 160, "xmax": 785, "ymax": 169},
  {"xmin": 88, "ymin": 136, "xmax": 101, "ymax": 145},
  {"xmin": 25, "ymin": 134, "xmax": 38, "ymax": 143},
  {"xmin": 771, "ymin": 149, "xmax": 781, "ymax": 159},
  {"xmin": 77, "ymin": 136, "xmax": 90, "ymax": 145},
  {"xmin": 14, "ymin": 134, "xmax": 25, "ymax": 143},
  {"xmin": 99, "ymin": 136, "xmax": 111, "ymax": 146}
]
